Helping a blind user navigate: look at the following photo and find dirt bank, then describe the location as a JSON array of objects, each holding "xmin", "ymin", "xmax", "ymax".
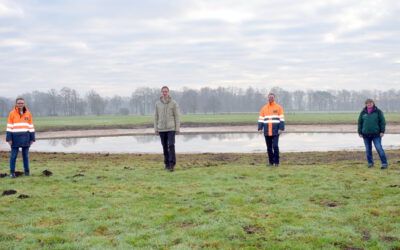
[{"xmin": 9, "ymin": 123, "xmax": 397, "ymax": 140}]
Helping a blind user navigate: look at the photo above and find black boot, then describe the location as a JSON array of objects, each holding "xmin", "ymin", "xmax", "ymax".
[{"xmin": 24, "ymin": 171, "xmax": 30, "ymax": 176}]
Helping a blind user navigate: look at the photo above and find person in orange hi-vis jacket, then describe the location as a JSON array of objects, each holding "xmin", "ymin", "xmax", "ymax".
[
  {"xmin": 6, "ymin": 97, "xmax": 35, "ymax": 178},
  {"xmin": 258, "ymin": 93, "xmax": 285, "ymax": 167}
]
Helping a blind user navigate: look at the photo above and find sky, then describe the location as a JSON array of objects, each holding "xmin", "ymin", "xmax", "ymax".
[{"xmin": 0, "ymin": 0, "xmax": 399, "ymax": 97}]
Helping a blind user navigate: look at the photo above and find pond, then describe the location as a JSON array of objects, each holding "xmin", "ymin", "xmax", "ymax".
[{"xmin": 1, "ymin": 133, "xmax": 400, "ymax": 153}]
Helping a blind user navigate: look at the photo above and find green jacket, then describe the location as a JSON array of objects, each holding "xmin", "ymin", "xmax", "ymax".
[
  {"xmin": 358, "ymin": 106, "xmax": 386, "ymax": 136},
  {"xmin": 154, "ymin": 97, "xmax": 180, "ymax": 132}
]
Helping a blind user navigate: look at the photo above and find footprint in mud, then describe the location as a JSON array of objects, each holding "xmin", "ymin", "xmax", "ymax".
[
  {"xmin": 42, "ymin": 170, "xmax": 52, "ymax": 176},
  {"xmin": 0, "ymin": 173, "xmax": 7, "ymax": 178},
  {"xmin": 18, "ymin": 194, "xmax": 30, "ymax": 199},
  {"xmin": 388, "ymin": 184, "xmax": 399, "ymax": 188},
  {"xmin": 2, "ymin": 190, "xmax": 17, "ymax": 196}
]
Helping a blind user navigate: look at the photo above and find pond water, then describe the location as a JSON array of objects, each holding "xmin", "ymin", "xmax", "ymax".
[{"xmin": 2, "ymin": 133, "xmax": 400, "ymax": 153}]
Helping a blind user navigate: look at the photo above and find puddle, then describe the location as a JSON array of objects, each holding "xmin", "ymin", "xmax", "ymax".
[{"xmin": 1, "ymin": 133, "xmax": 400, "ymax": 153}]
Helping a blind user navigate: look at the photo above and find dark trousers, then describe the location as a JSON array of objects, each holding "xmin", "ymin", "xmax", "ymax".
[
  {"xmin": 159, "ymin": 131, "xmax": 176, "ymax": 168},
  {"xmin": 264, "ymin": 135, "xmax": 279, "ymax": 164},
  {"xmin": 10, "ymin": 147, "xmax": 30, "ymax": 173}
]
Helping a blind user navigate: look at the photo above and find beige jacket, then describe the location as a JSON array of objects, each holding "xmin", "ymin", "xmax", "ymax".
[{"xmin": 154, "ymin": 97, "xmax": 180, "ymax": 132}]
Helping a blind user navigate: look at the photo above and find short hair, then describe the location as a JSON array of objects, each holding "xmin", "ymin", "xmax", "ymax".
[
  {"xmin": 268, "ymin": 93, "xmax": 275, "ymax": 97},
  {"xmin": 15, "ymin": 97, "xmax": 25, "ymax": 103},
  {"xmin": 365, "ymin": 98, "xmax": 374, "ymax": 105},
  {"xmin": 161, "ymin": 86, "xmax": 169, "ymax": 91}
]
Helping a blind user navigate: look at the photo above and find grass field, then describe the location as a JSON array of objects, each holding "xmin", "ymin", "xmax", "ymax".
[
  {"xmin": 1, "ymin": 151, "xmax": 399, "ymax": 249},
  {"xmin": 1, "ymin": 112, "xmax": 400, "ymax": 131}
]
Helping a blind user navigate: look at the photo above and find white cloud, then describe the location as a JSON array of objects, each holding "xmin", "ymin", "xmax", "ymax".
[
  {"xmin": 0, "ymin": 1, "xmax": 23, "ymax": 17},
  {"xmin": 0, "ymin": 0, "xmax": 399, "ymax": 97},
  {"xmin": 0, "ymin": 38, "xmax": 31, "ymax": 48}
]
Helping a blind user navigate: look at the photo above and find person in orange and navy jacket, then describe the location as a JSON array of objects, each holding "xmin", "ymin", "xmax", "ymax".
[
  {"xmin": 6, "ymin": 97, "xmax": 35, "ymax": 178},
  {"xmin": 258, "ymin": 93, "xmax": 285, "ymax": 167}
]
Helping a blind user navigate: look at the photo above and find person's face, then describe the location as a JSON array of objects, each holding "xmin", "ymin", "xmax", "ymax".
[
  {"xmin": 161, "ymin": 88, "xmax": 169, "ymax": 98},
  {"xmin": 16, "ymin": 100, "xmax": 25, "ymax": 109},
  {"xmin": 366, "ymin": 102, "xmax": 374, "ymax": 109},
  {"xmin": 268, "ymin": 95, "xmax": 275, "ymax": 103}
]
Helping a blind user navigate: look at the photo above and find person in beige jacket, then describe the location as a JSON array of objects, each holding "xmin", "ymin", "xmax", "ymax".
[{"xmin": 154, "ymin": 86, "xmax": 181, "ymax": 172}]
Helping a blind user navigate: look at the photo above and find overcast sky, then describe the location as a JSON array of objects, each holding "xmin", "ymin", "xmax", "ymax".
[{"xmin": 1, "ymin": 0, "xmax": 399, "ymax": 97}]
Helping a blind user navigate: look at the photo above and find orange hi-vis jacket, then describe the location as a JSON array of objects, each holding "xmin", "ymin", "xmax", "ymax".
[
  {"xmin": 6, "ymin": 107, "xmax": 35, "ymax": 147},
  {"xmin": 258, "ymin": 102, "xmax": 285, "ymax": 136}
]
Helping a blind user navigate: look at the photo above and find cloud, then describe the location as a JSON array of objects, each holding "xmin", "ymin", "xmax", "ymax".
[
  {"xmin": 0, "ymin": 38, "xmax": 31, "ymax": 48},
  {"xmin": 0, "ymin": 0, "xmax": 399, "ymax": 97},
  {"xmin": 0, "ymin": 1, "xmax": 23, "ymax": 17}
]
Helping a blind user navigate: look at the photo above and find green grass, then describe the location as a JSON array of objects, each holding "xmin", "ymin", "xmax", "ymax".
[
  {"xmin": 1, "ymin": 112, "xmax": 400, "ymax": 131},
  {"xmin": 1, "ymin": 151, "xmax": 399, "ymax": 249}
]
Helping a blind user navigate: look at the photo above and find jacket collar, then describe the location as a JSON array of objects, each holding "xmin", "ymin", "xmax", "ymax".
[
  {"xmin": 160, "ymin": 96, "xmax": 171, "ymax": 104},
  {"xmin": 363, "ymin": 106, "xmax": 377, "ymax": 113},
  {"xmin": 14, "ymin": 106, "xmax": 28, "ymax": 114}
]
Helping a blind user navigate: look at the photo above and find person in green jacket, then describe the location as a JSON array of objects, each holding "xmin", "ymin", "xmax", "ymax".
[
  {"xmin": 154, "ymin": 86, "xmax": 181, "ymax": 172},
  {"xmin": 358, "ymin": 98, "xmax": 388, "ymax": 169}
]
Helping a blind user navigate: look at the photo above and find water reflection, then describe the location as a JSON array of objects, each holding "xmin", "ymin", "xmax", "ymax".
[
  {"xmin": 48, "ymin": 138, "xmax": 80, "ymax": 147},
  {"xmin": 25, "ymin": 133, "xmax": 400, "ymax": 154}
]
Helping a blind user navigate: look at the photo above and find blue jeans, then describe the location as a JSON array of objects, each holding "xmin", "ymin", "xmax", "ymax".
[
  {"xmin": 10, "ymin": 147, "xmax": 30, "ymax": 173},
  {"xmin": 363, "ymin": 136, "xmax": 387, "ymax": 167}
]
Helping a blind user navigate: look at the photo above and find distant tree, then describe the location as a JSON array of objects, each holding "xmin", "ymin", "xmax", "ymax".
[
  {"xmin": 180, "ymin": 88, "xmax": 199, "ymax": 114},
  {"xmin": 87, "ymin": 90, "xmax": 106, "ymax": 115}
]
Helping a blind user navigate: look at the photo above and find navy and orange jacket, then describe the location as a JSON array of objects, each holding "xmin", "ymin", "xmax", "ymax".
[
  {"xmin": 6, "ymin": 107, "xmax": 35, "ymax": 147},
  {"xmin": 258, "ymin": 102, "xmax": 285, "ymax": 136}
]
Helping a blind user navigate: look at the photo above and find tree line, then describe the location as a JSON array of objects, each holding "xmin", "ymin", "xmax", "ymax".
[{"xmin": 1, "ymin": 86, "xmax": 399, "ymax": 117}]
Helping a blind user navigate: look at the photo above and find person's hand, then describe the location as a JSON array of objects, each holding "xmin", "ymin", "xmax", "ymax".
[
  {"xmin": 380, "ymin": 133, "xmax": 384, "ymax": 137},
  {"xmin": 278, "ymin": 130, "xmax": 283, "ymax": 135},
  {"xmin": 258, "ymin": 130, "xmax": 263, "ymax": 134},
  {"xmin": 359, "ymin": 134, "xmax": 363, "ymax": 138},
  {"xmin": 176, "ymin": 131, "xmax": 180, "ymax": 135},
  {"xmin": 155, "ymin": 132, "xmax": 159, "ymax": 135},
  {"xmin": 30, "ymin": 141, "xmax": 35, "ymax": 145},
  {"xmin": 7, "ymin": 141, "xmax": 12, "ymax": 146}
]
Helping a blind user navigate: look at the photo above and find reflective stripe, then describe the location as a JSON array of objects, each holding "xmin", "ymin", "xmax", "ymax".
[
  {"xmin": 7, "ymin": 128, "xmax": 32, "ymax": 132},
  {"xmin": 261, "ymin": 115, "xmax": 281, "ymax": 119},
  {"xmin": 262, "ymin": 120, "xmax": 281, "ymax": 124},
  {"xmin": 279, "ymin": 115, "xmax": 284, "ymax": 118},
  {"xmin": 7, "ymin": 123, "xmax": 14, "ymax": 128},
  {"xmin": 280, "ymin": 119, "xmax": 285, "ymax": 121},
  {"xmin": 6, "ymin": 128, "xmax": 13, "ymax": 132}
]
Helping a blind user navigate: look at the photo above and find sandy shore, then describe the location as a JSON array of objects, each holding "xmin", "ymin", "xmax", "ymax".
[{"xmin": 8, "ymin": 123, "xmax": 395, "ymax": 140}]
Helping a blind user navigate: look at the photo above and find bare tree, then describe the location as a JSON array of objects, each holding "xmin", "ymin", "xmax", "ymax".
[{"xmin": 87, "ymin": 90, "xmax": 106, "ymax": 115}]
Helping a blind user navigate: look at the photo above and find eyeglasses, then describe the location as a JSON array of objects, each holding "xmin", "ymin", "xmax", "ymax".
[{"xmin": 17, "ymin": 103, "xmax": 25, "ymax": 105}]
